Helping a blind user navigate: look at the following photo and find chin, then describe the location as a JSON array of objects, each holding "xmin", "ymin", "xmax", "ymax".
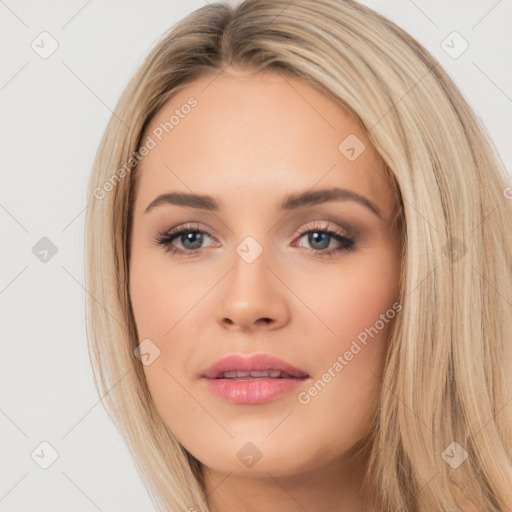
[{"xmin": 196, "ymin": 441, "xmax": 312, "ymax": 478}]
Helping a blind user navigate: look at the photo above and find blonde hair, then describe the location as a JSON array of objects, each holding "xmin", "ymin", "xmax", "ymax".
[{"xmin": 84, "ymin": 0, "xmax": 512, "ymax": 510}]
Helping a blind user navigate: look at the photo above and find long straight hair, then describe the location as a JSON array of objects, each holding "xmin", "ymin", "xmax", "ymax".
[{"xmin": 84, "ymin": 1, "xmax": 512, "ymax": 510}]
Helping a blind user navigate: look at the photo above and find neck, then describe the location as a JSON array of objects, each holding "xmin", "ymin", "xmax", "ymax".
[{"xmin": 201, "ymin": 440, "xmax": 382, "ymax": 512}]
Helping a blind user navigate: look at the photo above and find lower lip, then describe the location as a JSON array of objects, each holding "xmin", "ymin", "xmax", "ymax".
[{"xmin": 203, "ymin": 377, "xmax": 308, "ymax": 404}]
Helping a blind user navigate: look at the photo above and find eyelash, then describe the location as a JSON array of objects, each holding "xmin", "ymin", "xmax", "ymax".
[{"xmin": 154, "ymin": 221, "xmax": 356, "ymax": 258}]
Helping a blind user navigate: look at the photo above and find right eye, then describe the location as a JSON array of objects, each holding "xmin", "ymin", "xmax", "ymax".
[{"xmin": 154, "ymin": 223, "xmax": 218, "ymax": 257}]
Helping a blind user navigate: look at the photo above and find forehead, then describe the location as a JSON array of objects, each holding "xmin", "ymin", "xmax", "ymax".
[{"xmin": 134, "ymin": 70, "xmax": 395, "ymax": 218}]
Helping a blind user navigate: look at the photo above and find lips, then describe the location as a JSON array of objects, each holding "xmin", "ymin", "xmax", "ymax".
[
  {"xmin": 202, "ymin": 353, "xmax": 309, "ymax": 380},
  {"xmin": 218, "ymin": 370, "xmax": 294, "ymax": 379},
  {"xmin": 202, "ymin": 353, "xmax": 310, "ymax": 404}
]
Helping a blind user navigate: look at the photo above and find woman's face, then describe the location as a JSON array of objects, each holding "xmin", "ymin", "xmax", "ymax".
[{"xmin": 129, "ymin": 69, "xmax": 402, "ymax": 479}]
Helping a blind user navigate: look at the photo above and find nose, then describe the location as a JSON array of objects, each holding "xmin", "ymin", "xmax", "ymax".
[{"xmin": 215, "ymin": 252, "xmax": 290, "ymax": 331}]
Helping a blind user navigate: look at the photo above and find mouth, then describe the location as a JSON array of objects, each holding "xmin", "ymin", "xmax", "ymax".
[
  {"xmin": 201, "ymin": 354, "xmax": 310, "ymax": 404},
  {"xmin": 202, "ymin": 353, "xmax": 309, "ymax": 380},
  {"xmin": 212, "ymin": 370, "xmax": 303, "ymax": 380}
]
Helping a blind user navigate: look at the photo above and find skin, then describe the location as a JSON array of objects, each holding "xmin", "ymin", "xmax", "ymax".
[{"xmin": 128, "ymin": 68, "xmax": 402, "ymax": 512}]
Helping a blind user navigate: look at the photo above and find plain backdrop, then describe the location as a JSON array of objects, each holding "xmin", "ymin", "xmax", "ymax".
[{"xmin": 1, "ymin": 0, "xmax": 511, "ymax": 510}]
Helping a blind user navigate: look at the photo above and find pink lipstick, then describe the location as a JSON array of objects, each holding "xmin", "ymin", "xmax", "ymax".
[{"xmin": 201, "ymin": 353, "xmax": 310, "ymax": 405}]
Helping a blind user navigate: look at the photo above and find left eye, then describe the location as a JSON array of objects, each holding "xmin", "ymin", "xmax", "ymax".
[
  {"xmin": 293, "ymin": 222, "xmax": 355, "ymax": 256},
  {"xmin": 296, "ymin": 229, "xmax": 354, "ymax": 253},
  {"xmin": 155, "ymin": 222, "xmax": 355, "ymax": 257}
]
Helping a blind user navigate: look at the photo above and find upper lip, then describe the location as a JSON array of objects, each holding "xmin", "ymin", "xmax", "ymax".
[{"xmin": 202, "ymin": 353, "xmax": 310, "ymax": 379}]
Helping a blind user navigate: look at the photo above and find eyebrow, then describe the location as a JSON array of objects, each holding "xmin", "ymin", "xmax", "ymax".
[{"xmin": 144, "ymin": 187, "xmax": 383, "ymax": 219}]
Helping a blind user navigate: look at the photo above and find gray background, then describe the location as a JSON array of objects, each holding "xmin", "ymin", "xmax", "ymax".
[{"xmin": 1, "ymin": 0, "xmax": 511, "ymax": 510}]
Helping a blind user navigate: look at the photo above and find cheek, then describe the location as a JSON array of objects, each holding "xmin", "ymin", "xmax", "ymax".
[
  {"xmin": 290, "ymin": 247, "xmax": 400, "ymax": 419},
  {"xmin": 128, "ymin": 253, "xmax": 212, "ymax": 338},
  {"xmin": 296, "ymin": 245, "xmax": 401, "ymax": 344},
  {"xmin": 128, "ymin": 256, "xmax": 212, "ymax": 419}
]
